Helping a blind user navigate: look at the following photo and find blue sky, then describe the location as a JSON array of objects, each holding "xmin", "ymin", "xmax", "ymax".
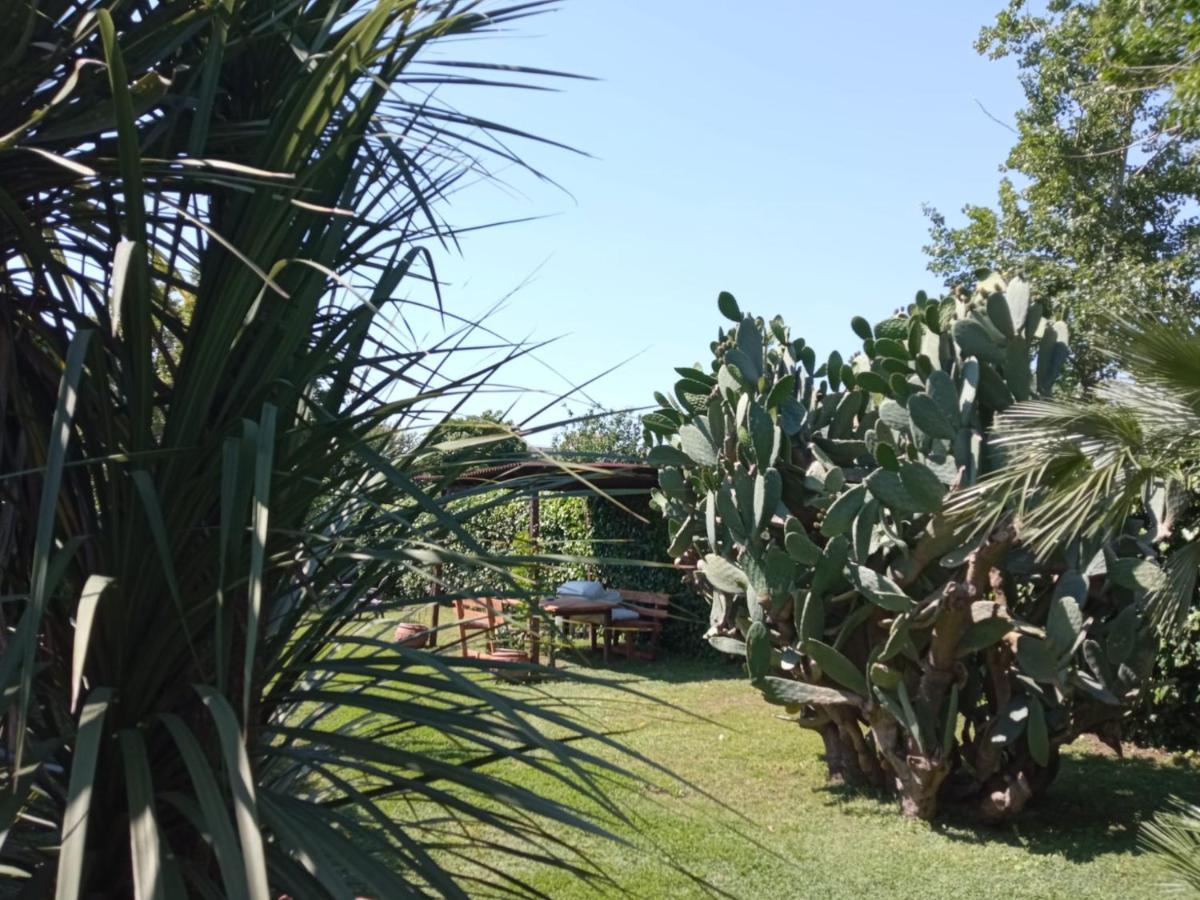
[{"xmin": 414, "ymin": 1, "xmax": 1026, "ymax": 431}]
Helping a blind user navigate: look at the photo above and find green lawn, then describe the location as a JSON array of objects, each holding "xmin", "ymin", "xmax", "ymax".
[{"xmin": 402, "ymin": 650, "xmax": 1199, "ymax": 899}]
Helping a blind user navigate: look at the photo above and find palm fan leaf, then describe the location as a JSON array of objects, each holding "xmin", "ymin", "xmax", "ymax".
[
  {"xmin": 948, "ymin": 317, "xmax": 1200, "ymax": 634},
  {"xmin": 1141, "ymin": 796, "xmax": 1200, "ymax": 894}
]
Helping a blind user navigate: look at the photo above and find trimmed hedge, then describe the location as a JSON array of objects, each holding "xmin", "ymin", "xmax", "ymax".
[
  {"xmin": 586, "ymin": 495, "xmax": 709, "ymax": 657},
  {"xmin": 1131, "ymin": 609, "xmax": 1200, "ymax": 752}
]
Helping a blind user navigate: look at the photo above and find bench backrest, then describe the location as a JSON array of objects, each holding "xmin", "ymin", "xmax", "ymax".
[
  {"xmin": 456, "ymin": 596, "xmax": 506, "ymax": 631},
  {"xmin": 617, "ymin": 589, "xmax": 670, "ymax": 619}
]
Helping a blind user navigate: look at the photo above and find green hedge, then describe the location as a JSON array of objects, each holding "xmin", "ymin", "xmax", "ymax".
[
  {"xmin": 585, "ymin": 495, "xmax": 710, "ymax": 657},
  {"xmin": 402, "ymin": 492, "xmax": 590, "ymax": 601},
  {"xmin": 1131, "ymin": 609, "xmax": 1200, "ymax": 752}
]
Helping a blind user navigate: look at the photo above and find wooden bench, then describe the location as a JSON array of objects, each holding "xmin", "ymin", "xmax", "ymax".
[{"xmin": 605, "ymin": 590, "xmax": 669, "ymax": 661}]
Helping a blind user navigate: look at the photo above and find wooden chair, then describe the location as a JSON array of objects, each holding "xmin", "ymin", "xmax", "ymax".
[
  {"xmin": 454, "ymin": 596, "xmax": 505, "ymax": 658},
  {"xmin": 454, "ymin": 597, "xmax": 538, "ymax": 662},
  {"xmin": 605, "ymin": 590, "xmax": 670, "ymax": 661}
]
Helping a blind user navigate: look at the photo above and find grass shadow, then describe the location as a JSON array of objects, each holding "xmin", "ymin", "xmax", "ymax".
[
  {"xmin": 812, "ymin": 745, "xmax": 1200, "ymax": 864},
  {"xmin": 547, "ymin": 650, "xmax": 745, "ymax": 685},
  {"xmin": 938, "ymin": 749, "xmax": 1200, "ymax": 862}
]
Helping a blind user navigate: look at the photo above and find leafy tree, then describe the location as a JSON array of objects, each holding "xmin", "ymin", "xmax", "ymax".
[
  {"xmin": 552, "ymin": 408, "xmax": 645, "ymax": 460},
  {"xmin": 426, "ymin": 409, "xmax": 528, "ymax": 467},
  {"xmin": 925, "ymin": 0, "xmax": 1200, "ymax": 387},
  {"xmin": 1092, "ymin": 0, "xmax": 1200, "ymax": 132}
]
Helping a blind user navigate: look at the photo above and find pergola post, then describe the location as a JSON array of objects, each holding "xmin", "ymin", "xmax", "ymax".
[
  {"xmin": 428, "ymin": 562, "xmax": 443, "ymax": 647},
  {"xmin": 528, "ymin": 491, "xmax": 541, "ymax": 664}
]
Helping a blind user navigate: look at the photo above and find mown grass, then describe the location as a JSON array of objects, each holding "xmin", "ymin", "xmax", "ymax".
[{"xmin": 374, "ymin": 638, "xmax": 1200, "ymax": 899}]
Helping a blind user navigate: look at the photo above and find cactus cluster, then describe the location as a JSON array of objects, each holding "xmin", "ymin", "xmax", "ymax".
[{"xmin": 645, "ymin": 276, "xmax": 1159, "ymax": 821}]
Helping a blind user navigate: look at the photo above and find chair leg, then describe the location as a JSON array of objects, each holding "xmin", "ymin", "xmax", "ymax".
[
  {"xmin": 528, "ymin": 614, "xmax": 540, "ymax": 667},
  {"xmin": 454, "ymin": 601, "xmax": 468, "ymax": 658},
  {"xmin": 590, "ymin": 623, "xmax": 597, "ymax": 652}
]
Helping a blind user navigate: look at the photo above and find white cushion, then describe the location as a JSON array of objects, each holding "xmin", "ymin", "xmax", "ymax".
[
  {"xmin": 610, "ymin": 607, "xmax": 640, "ymax": 622},
  {"xmin": 557, "ymin": 580, "xmax": 606, "ymax": 599}
]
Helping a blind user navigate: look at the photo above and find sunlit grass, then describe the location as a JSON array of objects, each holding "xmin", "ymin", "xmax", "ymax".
[{"xmin": 368, "ymin": 643, "xmax": 1199, "ymax": 899}]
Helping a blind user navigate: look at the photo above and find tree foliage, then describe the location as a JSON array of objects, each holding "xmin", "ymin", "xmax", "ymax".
[
  {"xmin": 552, "ymin": 408, "xmax": 645, "ymax": 460},
  {"xmin": 1091, "ymin": 0, "xmax": 1200, "ymax": 132},
  {"xmin": 925, "ymin": 0, "xmax": 1200, "ymax": 387},
  {"xmin": 427, "ymin": 409, "xmax": 529, "ymax": 468}
]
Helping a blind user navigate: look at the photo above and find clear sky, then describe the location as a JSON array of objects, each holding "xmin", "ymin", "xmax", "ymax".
[{"xmin": 411, "ymin": 1, "xmax": 1027, "ymax": 431}]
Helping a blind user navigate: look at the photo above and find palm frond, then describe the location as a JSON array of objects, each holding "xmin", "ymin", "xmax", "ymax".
[
  {"xmin": 947, "ymin": 319, "xmax": 1200, "ymax": 635},
  {"xmin": 1103, "ymin": 316, "xmax": 1200, "ymax": 408},
  {"xmin": 948, "ymin": 395, "xmax": 1156, "ymax": 556},
  {"xmin": 1141, "ymin": 796, "xmax": 1200, "ymax": 894},
  {"xmin": 0, "ymin": 0, "xmax": 665, "ymax": 895}
]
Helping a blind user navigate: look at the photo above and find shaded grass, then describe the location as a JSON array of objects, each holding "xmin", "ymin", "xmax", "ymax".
[{"xmin": 376, "ymin": 648, "xmax": 1200, "ymax": 899}]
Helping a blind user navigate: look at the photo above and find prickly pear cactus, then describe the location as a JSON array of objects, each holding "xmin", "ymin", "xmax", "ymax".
[{"xmin": 646, "ymin": 277, "xmax": 1159, "ymax": 821}]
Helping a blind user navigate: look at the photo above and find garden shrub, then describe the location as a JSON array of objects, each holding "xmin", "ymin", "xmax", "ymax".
[{"xmin": 588, "ymin": 496, "xmax": 711, "ymax": 657}]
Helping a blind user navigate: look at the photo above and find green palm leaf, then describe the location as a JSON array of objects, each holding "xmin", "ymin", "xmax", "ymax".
[{"xmin": 1141, "ymin": 796, "xmax": 1200, "ymax": 894}]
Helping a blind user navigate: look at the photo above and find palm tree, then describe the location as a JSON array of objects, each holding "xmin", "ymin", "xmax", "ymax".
[
  {"xmin": 0, "ymin": 1, "xmax": 643, "ymax": 896},
  {"xmin": 949, "ymin": 317, "xmax": 1200, "ymax": 636}
]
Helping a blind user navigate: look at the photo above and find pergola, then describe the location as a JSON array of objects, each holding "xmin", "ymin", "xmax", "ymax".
[{"xmin": 424, "ymin": 460, "xmax": 658, "ymax": 649}]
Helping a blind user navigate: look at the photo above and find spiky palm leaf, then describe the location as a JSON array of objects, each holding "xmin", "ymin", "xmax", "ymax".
[
  {"xmin": 949, "ymin": 317, "xmax": 1200, "ymax": 633},
  {"xmin": 1141, "ymin": 796, "xmax": 1200, "ymax": 894},
  {"xmin": 0, "ymin": 1, "xmax": 644, "ymax": 896}
]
